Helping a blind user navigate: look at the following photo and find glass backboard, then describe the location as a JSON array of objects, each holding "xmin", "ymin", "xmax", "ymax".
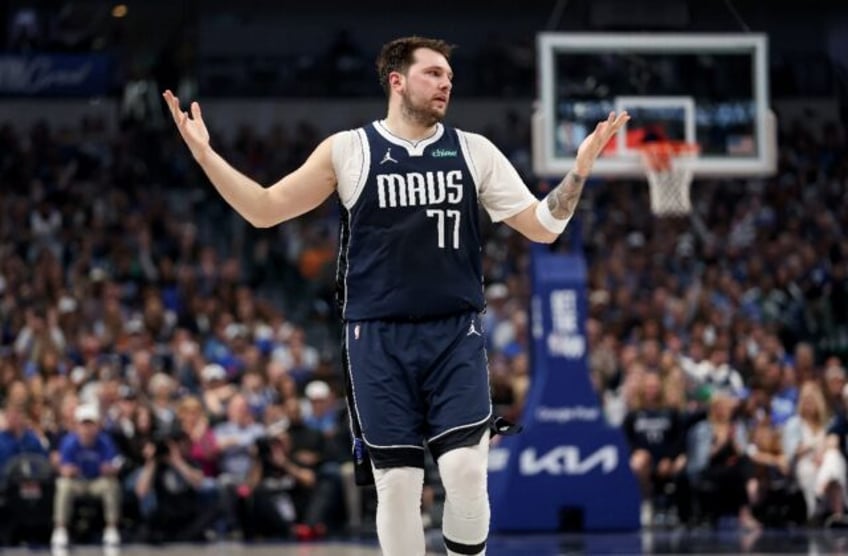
[{"xmin": 534, "ymin": 33, "xmax": 776, "ymax": 177}]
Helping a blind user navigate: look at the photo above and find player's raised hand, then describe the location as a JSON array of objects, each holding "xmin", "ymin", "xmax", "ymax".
[
  {"xmin": 575, "ymin": 111, "xmax": 630, "ymax": 175},
  {"xmin": 163, "ymin": 89, "xmax": 211, "ymax": 163}
]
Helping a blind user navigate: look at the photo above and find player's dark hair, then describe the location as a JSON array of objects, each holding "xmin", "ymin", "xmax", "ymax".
[{"xmin": 376, "ymin": 36, "xmax": 454, "ymax": 97}]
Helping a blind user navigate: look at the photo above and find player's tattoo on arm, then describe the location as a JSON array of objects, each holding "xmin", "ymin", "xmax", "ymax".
[{"xmin": 545, "ymin": 170, "xmax": 586, "ymax": 220}]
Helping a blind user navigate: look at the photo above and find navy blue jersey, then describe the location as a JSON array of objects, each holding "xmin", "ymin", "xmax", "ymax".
[{"xmin": 336, "ymin": 122, "xmax": 484, "ymax": 321}]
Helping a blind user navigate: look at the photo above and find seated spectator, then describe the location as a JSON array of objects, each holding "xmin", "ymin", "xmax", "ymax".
[
  {"xmin": 752, "ymin": 352, "xmax": 798, "ymax": 426},
  {"xmin": 134, "ymin": 430, "xmax": 219, "ymax": 542},
  {"xmin": 214, "ymin": 394, "xmax": 265, "ymax": 535},
  {"xmin": 623, "ymin": 372, "xmax": 687, "ymax": 527},
  {"xmin": 110, "ymin": 395, "xmax": 156, "ymax": 478},
  {"xmin": 303, "ymin": 380, "xmax": 341, "ymax": 438},
  {"xmin": 177, "ymin": 396, "xmax": 219, "ymax": 478},
  {"xmin": 746, "ymin": 419, "xmax": 795, "ymax": 525},
  {"xmin": 282, "ymin": 396, "xmax": 342, "ymax": 539},
  {"xmin": 0, "ymin": 401, "xmax": 49, "ymax": 476},
  {"xmin": 176, "ymin": 395, "xmax": 226, "ymax": 534},
  {"xmin": 201, "ymin": 363, "xmax": 237, "ymax": 424},
  {"xmin": 215, "ymin": 394, "xmax": 264, "ymax": 483},
  {"xmin": 109, "ymin": 399, "xmax": 157, "ymax": 529},
  {"xmin": 46, "ymin": 393, "xmax": 79, "ymax": 468},
  {"xmin": 0, "ymin": 400, "xmax": 51, "ymax": 541},
  {"xmin": 245, "ymin": 418, "xmax": 315, "ymax": 539},
  {"xmin": 783, "ymin": 381, "xmax": 838, "ymax": 522},
  {"xmin": 687, "ymin": 393, "xmax": 761, "ymax": 530},
  {"xmin": 51, "ymin": 404, "xmax": 121, "ymax": 548}
]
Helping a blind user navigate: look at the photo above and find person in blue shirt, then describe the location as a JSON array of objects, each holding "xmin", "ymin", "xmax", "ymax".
[
  {"xmin": 0, "ymin": 401, "xmax": 50, "ymax": 541},
  {"xmin": 303, "ymin": 380, "xmax": 341, "ymax": 438},
  {"xmin": 0, "ymin": 402, "xmax": 49, "ymax": 475},
  {"xmin": 51, "ymin": 404, "xmax": 121, "ymax": 549}
]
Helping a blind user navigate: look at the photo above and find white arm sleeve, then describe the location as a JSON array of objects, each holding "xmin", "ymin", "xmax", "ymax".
[
  {"xmin": 331, "ymin": 128, "xmax": 370, "ymax": 209},
  {"xmin": 457, "ymin": 130, "xmax": 536, "ymax": 222}
]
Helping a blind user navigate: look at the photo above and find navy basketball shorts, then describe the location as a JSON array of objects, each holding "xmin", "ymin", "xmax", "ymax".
[{"xmin": 342, "ymin": 311, "xmax": 492, "ymax": 469}]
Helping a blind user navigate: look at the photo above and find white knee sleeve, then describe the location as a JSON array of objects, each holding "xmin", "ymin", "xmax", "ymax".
[
  {"xmin": 373, "ymin": 466, "xmax": 426, "ymax": 556},
  {"xmin": 438, "ymin": 431, "xmax": 490, "ymax": 556}
]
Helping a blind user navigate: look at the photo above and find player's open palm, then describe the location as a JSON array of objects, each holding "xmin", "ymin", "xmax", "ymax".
[
  {"xmin": 163, "ymin": 89, "xmax": 210, "ymax": 163},
  {"xmin": 575, "ymin": 111, "xmax": 630, "ymax": 173}
]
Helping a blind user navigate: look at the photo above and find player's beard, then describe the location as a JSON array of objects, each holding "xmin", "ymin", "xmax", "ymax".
[{"xmin": 400, "ymin": 89, "xmax": 445, "ymax": 128}]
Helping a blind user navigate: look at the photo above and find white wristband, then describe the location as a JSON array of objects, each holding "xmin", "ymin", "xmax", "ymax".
[{"xmin": 535, "ymin": 199, "xmax": 571, "ymax": 235}]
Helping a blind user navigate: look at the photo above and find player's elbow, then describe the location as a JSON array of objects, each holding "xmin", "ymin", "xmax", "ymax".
[
  {"xmin": 243, "ymin": 188, "xmax": 280, "ymax": 228},
  {"xmin": 245, "ymin": 204, "xmax": 280, "ymax": 228},
  {"xmin": 530, "ymin": 230, "xmax": 559, "ymax": 244},
  {"xmin": 246, "ymin": 214, "xmax": 277, "ymax": 228}
]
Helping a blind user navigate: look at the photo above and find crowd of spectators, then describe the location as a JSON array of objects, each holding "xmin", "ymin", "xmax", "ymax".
[
  {"xmin": 0, "ymin": 108, "xmax": 532, "ymax": 546},
  {"xmin": 593, "ymin": 119, "xmax": 848, "ymax": 529},
  {"xmin": 0, "ymin": 95, "xmax": 846, "ymax": 547}
]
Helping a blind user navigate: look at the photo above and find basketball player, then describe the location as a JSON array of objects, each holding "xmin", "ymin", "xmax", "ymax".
[{"xmin": 164, "ymin": 36, "xmax": 628, "ymax": 556}]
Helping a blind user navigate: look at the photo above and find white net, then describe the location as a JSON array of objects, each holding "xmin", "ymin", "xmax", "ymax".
[{"xmin": 639, "ymin": 143, "xmax": 698, "ymax": 217}]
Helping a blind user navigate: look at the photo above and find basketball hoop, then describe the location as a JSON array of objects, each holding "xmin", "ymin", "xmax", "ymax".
[{"xmin": 637, "ymin": 141, "xmax": 700, "ymax": 217}]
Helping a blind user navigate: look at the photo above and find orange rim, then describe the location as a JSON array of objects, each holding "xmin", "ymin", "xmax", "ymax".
[{"xmin": 637, "ymin": 141, "xmax": 700, "ymax": 172}]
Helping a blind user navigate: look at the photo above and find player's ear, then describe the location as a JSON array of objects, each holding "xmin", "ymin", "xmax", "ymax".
[{"xmin": 388, "ymin": 71, "xmax": 404, "ymax": 92}]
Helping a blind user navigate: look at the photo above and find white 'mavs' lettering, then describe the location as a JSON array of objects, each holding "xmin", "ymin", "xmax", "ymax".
[{"xmin": 377, "ymin": 170, "xmax": 463, "ymax": 208}]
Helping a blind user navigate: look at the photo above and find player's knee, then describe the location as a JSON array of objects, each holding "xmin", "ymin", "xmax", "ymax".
[
  {"xmin": 441, "ymin": 452, "xmax": 486, "ymax": 491},
  {"xmin": 373, "ymin": 466, "xmax": 425, "ymax": 507},
  {"xmin": 438, "ymin": 444, "xmax": 489, "ymax": 512}
]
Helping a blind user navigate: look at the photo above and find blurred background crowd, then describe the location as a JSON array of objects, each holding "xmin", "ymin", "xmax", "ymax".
[{"xmin": 1, "ymin": 0, "xmax": 847, "ymax": 548}]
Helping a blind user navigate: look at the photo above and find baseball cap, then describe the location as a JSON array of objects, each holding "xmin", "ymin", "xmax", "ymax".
[
  {"xmin": 74, "ymin": 404, "xmax": 100, "ymax": 423},
  {"xmin": 305, "ymin": 380, "xmax": 330, "ymax": 400}
]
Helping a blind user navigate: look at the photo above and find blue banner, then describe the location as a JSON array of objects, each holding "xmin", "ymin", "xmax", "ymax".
[
  {"xmin": 488, "ymin": 249, "xmax": 640, "ymax": 531},
  {"xmin": 0, "ymin": 53, "xmax": 114, "ymax": 96}
]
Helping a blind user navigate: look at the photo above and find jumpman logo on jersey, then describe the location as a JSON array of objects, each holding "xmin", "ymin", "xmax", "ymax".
[
  {"xmin": 380, "ymin": 148, "xmax": 398, "ymax": 165},
  {"xmin": 467, "ymin": 319, "xmax": 482, "ymax": 337}
]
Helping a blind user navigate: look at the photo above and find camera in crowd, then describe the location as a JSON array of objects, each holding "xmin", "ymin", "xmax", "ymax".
[
  {"xmin": 153, "ymin": 428, "xmax": 189, "ymax": 460},
  {"xmin": 254, "ymin": 417, "xmax": 289, "ymax": 458}
]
